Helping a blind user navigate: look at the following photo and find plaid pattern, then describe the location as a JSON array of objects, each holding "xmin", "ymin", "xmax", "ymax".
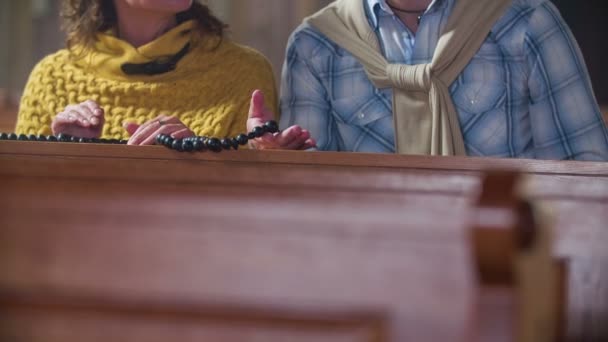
[{"xmin": 279, "ymin": 0, "xmax": 608, "ymax": 161}]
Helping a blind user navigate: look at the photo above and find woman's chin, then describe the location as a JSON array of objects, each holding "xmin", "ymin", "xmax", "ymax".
[
  {"xmin": 137, "ymin": 0, "xmax": 193, "ymax": 13},
  {"xmin": 165, "ymin": 0, "xmax": 193, "ymax": 12}
]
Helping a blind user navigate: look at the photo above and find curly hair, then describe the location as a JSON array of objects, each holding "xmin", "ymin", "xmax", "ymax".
[{"xmin": 61, "ymin": 0, "xmax": 227, "ymax": 50}]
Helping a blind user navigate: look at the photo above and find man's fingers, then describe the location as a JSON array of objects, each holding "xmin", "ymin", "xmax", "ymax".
[
  {"xmin": 248, "ymin": 90, "xmax": 276, "ymax": 122},
  {"xmin": 262, "ymin": 107, "xmax": 275, "ymax": 121},
  {"xmin": 302, "ymin": 138, "xmax": 317, "ymax": 150},
  {"xmin": 248, "ymin": 90, "xmax": 266, "ymax": 120},
  {"xmin": 274, "ymin": 126, "xmax": 302, "ymax": 147},
  {"xmin": 255, "ymin": 127, "xmax": 302, "ymax": 150},
  {"xmin": 250, "ymin": 126, "xmax": 317, "ymax": 151},
  {"xmin": 281, "ymin": 130, "xmax": 312, "ymax": 150},
  {"xmin": 283, "ymin": 137, "xmax": 309, "ymax": 150}
]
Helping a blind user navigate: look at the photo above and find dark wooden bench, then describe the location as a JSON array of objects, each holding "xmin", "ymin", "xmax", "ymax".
[
  {"xmin": 0, "ymin": 92, "xmax": 17, "ymax": 134},
  {"xmin": 0, "ymin": 141, "xmax": 606, "ymax": 341}
]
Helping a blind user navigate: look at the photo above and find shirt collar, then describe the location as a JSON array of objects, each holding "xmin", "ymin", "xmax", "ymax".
[{"xmin": 365, "ymin": 0, "xmax": 446, "ymax": 29}]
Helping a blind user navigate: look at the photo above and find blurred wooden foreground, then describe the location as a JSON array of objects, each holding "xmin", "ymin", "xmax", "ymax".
[{"xmin": 0, "ymin": 142, "xmax": 607, "ymax": 341}]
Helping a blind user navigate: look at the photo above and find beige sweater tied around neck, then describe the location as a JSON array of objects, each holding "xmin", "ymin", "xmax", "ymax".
[{"xmin": 307, "ymin": 0, "xmax": 512, "ymax": 156}]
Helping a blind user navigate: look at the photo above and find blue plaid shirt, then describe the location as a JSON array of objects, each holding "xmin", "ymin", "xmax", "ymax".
[{"xmin": 279, "ymin": 0, "xmax": 608, "ymax": 161}]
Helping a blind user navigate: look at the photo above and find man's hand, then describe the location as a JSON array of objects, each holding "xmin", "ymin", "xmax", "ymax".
[
  {"xmin": 52, "ymin": 100, "xmax": 105, "ymax": 138},
  {"xmin": 123, "ymin": 115, "xmax": 195, "ymax": 146},
  {"xmin": 247, "ymin": 90, "xmax": 316, "ymax": 150}
]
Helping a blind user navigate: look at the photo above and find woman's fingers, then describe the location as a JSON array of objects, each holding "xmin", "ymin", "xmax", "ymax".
[
  {"xmin": 54, "ymin": 102, "xmax": 100, "ymax": 128},
  {"xmin": 138, "ymin": 124, "xmax": 192, "ymax": 146},
  {"xmin": 170, "ymin": 127, "xmax": 195, "ymax": 140},
  {"xmin": 82, "ymin": 100, "xmax": 103, "ymax": 116},
  {"xmin": 70, "ymin": 102, "xmax": 104, "ymax": 127},
  {"xmin": 76, "ymin": 103, "xmax": 98, "ymax": 124},
  {"xmin": 128, "ymin": 121, "xmax": 164, "ymax": 145},
  {"xmin": 127, "ymin": 116, "xmax": 192, "ymax": 146},
  {"xmin": 123, "ymin": 122, "xmax": 140, "ymax": 136},
  {"xmin": 56, "ymin": 108, "xmax": 90, "ymax": 128},
  {"xmin": 81, "ymin": 100, "xmax": 104, "ymax": 125},
  {"xmin": 55, "ymin": 111, "xmax": 76, "ymax": 124},
  {"xmin": 126, "ymin": 115, "xmax": 170, "ymax": 145},
  {"xmin": 70, "ymin": 109, "xmax": 93, "ymax": 127},
  {"xmin": 122, "ymin": 112, "xmax": 313, "ymax": 150}
]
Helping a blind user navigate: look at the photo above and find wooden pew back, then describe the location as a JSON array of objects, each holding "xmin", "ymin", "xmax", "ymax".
[{"xmin": 0, "ymin": 142, "xmax": 607, "ymax": 341}]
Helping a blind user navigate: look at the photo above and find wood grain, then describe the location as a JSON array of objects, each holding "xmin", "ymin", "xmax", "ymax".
[{"xmin": 0, "ymin": 142, "xmax": 607, "ymax": 342}]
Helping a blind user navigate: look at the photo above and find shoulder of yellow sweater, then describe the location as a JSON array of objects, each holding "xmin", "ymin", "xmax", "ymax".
[
  {"xmin": 191, "ymin": 39, "xmax": 274, "ymax": 75},
  {"xmin": 27, "ymin": 49, "xmax": 74, "ymax": 78},
  {"xmin": 225, "ymin": 40, "xmax": 273, "ymax": 67}
]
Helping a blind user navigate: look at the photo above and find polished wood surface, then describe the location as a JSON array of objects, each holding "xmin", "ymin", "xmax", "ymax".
[
  {"xmin": 0, "ymin": 142, "xmax": 607, "ymax": 341},
  {"xmin": 471, "ymin": 172, "xmax": 566, "ymax": 342}
]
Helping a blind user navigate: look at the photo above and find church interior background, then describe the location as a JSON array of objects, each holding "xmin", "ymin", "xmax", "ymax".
[{"xmin": 0, "ymin": 0, "xmax": 605, "ymax": 133}]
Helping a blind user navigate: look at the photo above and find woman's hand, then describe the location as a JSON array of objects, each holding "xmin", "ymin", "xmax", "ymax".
[
  {"xmin": 51, "ymin": 100, "xmax": 105, "ymax": 138},
  {"xmin": 123, "ymin": 115, "xmax": 195, "ymax": 146},
  {"xmin": 247, "ymin": 90, "xmax": 316, "ymax": 150}
]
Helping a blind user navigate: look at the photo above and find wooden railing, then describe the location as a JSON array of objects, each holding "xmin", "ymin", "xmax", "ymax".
[{"xmin": 0, "ymin": 142, "xmax": 607, "ymax": 341}]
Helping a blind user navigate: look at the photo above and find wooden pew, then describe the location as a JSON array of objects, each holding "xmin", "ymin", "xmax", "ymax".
[{"xmin": 0, "ymin": 141, "xmax": 607, "ymax": 341}]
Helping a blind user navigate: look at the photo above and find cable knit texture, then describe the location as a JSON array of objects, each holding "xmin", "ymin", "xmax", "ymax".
[{"xmin": 16, "ymin": 21, "xmax": 277, "ymax": 139}]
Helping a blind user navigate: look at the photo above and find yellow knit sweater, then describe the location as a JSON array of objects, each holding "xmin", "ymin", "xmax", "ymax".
[{"xmin": 16, "ymin": 21, "xmax": 277, "ymax": 140}]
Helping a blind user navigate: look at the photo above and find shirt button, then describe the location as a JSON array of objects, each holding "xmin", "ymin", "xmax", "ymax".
[{"xmin": 359, "ymin": 113, "xmax": 366, "ymax": 120}]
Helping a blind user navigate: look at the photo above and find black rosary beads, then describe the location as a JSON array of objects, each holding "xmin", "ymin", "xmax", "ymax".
[
  {"xmin": 0, "ymin": 132, "xmax": 127, "ymax": 144},
  {"xmin": 156, "ymin": 120, "xmax": 279, "ymax": 153},
  {"xmin": 0, "ymin": 120, "xmax": 280, "ymax": 153}
]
